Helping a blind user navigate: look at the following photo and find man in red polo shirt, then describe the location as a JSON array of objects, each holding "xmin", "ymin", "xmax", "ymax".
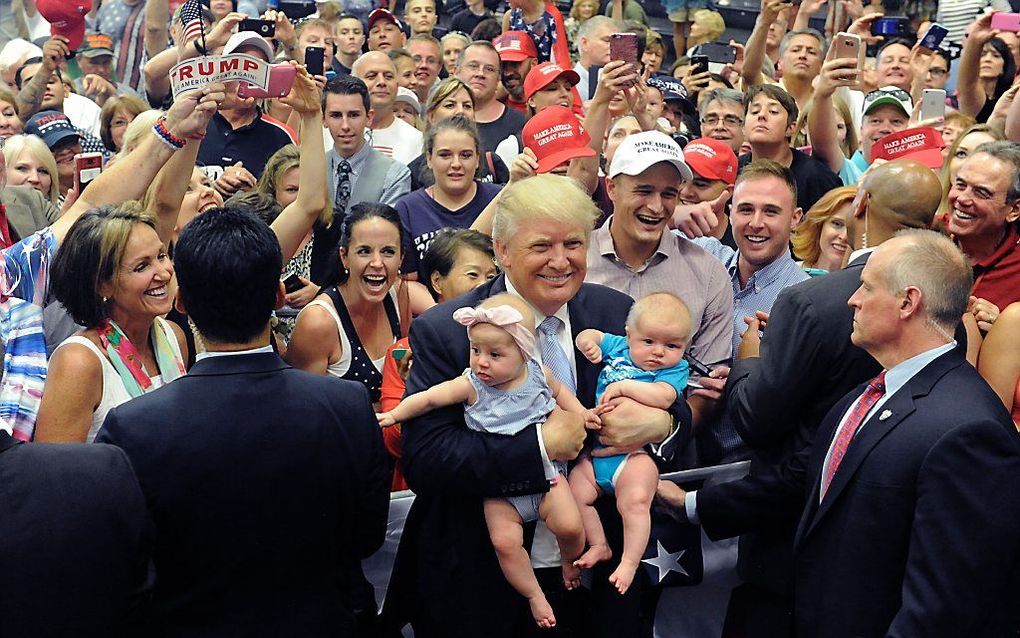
[
  {"xmin": 947, "ymin": 140, "xmax": 1020, "ymax": 329},
  {"xmin": 494, "ymin": 31, "xmax": 538, "ymax": 115}
]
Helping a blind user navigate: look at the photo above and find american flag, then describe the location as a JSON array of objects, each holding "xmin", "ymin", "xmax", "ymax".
[{"xmin": 178, "ymin": 0, "xmax": 206, "ymax": 48}]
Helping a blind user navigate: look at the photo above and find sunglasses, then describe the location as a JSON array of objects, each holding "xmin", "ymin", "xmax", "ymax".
[{"xmin": 864, "ymin": 87, "xmax": 911, "ymax": 104}]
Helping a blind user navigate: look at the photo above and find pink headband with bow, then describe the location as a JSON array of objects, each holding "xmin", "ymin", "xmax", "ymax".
[{"xmin": 452, "ymin": 305, "xmax": 536, "ymax": 360}]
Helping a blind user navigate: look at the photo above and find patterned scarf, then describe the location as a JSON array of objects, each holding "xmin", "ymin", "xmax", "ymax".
[{"xmin": 97, "ymin": 319, "xmax": 185, "ymax": 398}]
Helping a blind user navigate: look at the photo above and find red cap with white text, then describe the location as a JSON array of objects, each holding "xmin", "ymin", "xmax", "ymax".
[
  {"xmin": 523, "ymin": 105, "xmax": 596, "ymax": 173},
  {"xmin": 870, "ymin": 126, "xmax": 945, "ymax": 169}
]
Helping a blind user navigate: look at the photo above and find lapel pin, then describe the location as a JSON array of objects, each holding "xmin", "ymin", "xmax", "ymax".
[{"xmin": 879, "ymin": 409, "xmax": 892, "ymax": 421}]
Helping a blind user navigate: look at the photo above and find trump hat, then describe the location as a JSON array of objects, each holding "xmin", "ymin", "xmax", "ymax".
[
  {"xmin": 24, "ymin": 110, "xmax": 81, "ymax": 150},
  {"xmin": 523, "ymin": 105, "xmax": 596, "ymax": 173},
  {"xmin": 870, "ymin": 126, "xmax": 945, "ymax": 169},
  {"xmin": 683, "ymin": 137, "xmax": 738, "ymax": 185},
  {"xmin": 37, "ymin": 0, "xmax": 91, "ymax": 51},
  {"xmin": 494, "ymin": 31, "xmax": 538, "ymax": 62},
  {"xmin": 523, "ymin": 62, "xmax": 581, "ymax": 101},
  {"xmin": 609, "ymin": 130, "xmax": 693, "ymax": 182}
]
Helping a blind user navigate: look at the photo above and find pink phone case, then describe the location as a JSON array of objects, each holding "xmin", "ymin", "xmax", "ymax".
[
  {"xmin": 237, "ymin": 64, "xmax": 297, "ymax": 99},
  {"xmin": 990, "ymin": 12, "xmax": 1020, "ymax": 32}
]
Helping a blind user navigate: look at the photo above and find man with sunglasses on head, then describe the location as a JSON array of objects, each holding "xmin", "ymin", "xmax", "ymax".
[{"xmin": 810, "ymin": 53, "xmax": 914, "ymax": 186}]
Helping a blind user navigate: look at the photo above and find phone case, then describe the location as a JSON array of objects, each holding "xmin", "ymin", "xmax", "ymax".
[
  {"xmin": 609, "ymin": 33, "xmax": 638, "ymax": 65},
  {"xmin": 305, "ymin": 46, "xmax": 325, "ymax": 76},
  {"xmin": 921, "ymin": 89, "xmax": 946, "ymax": 121},
  {"xmin": 691, "ymin": 54, "xmax": 709, "ymax": 74},
  {"xmin": 919, "ymin": 23, "xmax": 948, "ymax": 50},
  {"xmin": 990, "ymin": 12, "xmax": 1020, "ymax": 32},
  {"xmin": 74, "ymin": 153, "xmax": 103, "ymax": 191},
  {"xmin": 831, "ymin": 33, "xmax": 861, "ymax": 61},
  {"xmin": 871, "ymin": 17, "xmax": 907, "ymax": 36},
  {"xmin": 698, "ymin": 42, "xmax": 736, "ymax": 64},
  {"xmin": 238, "ymin": 63, "xmax": 297, "ymax": 99}
]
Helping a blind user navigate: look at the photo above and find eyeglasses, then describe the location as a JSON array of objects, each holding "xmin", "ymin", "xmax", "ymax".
[
  {"xmin": 462, "ymin": 61, "xmax": 498, "ymax": 75},
  {"xmin": 701, "ymin": 114, "xmax": 743, "ymax": 127},
  {"xmin": 928, "ymin": 67, "xmax": 948, "ymax": 77},
  {"xmin": 864, "ymin": 87, "xmax": 911, "ymax": 103}
]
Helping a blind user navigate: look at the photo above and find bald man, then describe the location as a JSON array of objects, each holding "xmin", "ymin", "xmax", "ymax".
[
  {"xmin": 658, "ymin": 161, "xmax": 946, "ymax": 637},
  {"xmin": 353, "ymin": 51, "xmax": 423, "ymax": 165}
]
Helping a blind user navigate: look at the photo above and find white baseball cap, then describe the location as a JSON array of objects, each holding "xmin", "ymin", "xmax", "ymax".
[
  {"xmin": 608, "ymin": 130, "xmax": 693, "ymax": 182},
  {"xmin": 395, "ymin": 86, "xmax": 421, "ymax": 111},
  {"xmin": 223, "ymin": 31, "xmax": 274, "ymax": 62}
]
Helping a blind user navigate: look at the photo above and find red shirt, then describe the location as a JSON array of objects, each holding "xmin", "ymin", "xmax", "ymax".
[
  {"xmin": 505, "ymin": 97, "xmax": 528, "ymax": 115},
  {"xmin": 971, "ymin": 223, "xmax": 1020, "ymax": 311}
]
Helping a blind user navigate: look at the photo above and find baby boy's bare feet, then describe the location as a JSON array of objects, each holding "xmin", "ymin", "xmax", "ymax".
[
  {"xmin": 562, "ymin": 559, "xmax": 582, "ymax": 590},
  {"xmin": 608, "ymin": 559, "xmax": 639, "ymax": 595},
  {"xmin": 573, "ymin": 543, "xmax": 612, "ymax": 569},
  {"xmin": 529, "ymin": 594, "xmax": 556, "ymax": 629}
]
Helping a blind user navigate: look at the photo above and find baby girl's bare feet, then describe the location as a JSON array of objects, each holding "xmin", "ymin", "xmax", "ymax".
[
  {"xmin": 573, "ymin": 543, "xmax": 612, "ymax": 569},
  {"xmin": 562, "ymin": 559, "xmax": 582, "ymax": 590},
  {"xmin": 529, "ymin": 594, "xmax": 556, "ymax": 629},
  {"xmin": 609, "ymin": 559, "xmax": 639, "ymax": 595}
]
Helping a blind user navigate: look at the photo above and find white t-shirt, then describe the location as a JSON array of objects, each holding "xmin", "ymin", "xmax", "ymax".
[
  {"xmin": 367, "ymin": 116, "xmax": 423, "ymax": 166},
  {"xmin": 63, "ymin": 92, "xmax": 103, "ymax": 139}
]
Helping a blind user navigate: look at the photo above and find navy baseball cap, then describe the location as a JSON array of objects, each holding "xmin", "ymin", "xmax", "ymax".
[
  {"xmin": 647, "ymin": 74, "xmax": 696, "ymax": 114},
  {"xmin": 24, "ymin": 110, "xmax": 81, "ymax": 149}
]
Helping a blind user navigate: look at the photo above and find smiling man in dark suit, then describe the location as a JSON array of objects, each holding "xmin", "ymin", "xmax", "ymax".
[
  {"xmin": 794, "ymin": 230, "xmax": 1020, "ymax": 637},
  {"xmin": 384, "ymin": 173, "xmax": 693, "ymax": 638},
  {"xmin": 97, "ymin": 206, "xmax": 390, "ymax": 637}
]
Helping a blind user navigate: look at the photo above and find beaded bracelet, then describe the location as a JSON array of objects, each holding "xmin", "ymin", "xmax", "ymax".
[{"xmin": 153, "ymin": 117, "xmax": 186, "ymax": 150}]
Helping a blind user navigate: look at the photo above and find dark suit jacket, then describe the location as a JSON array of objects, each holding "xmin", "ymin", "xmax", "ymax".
[
  {"xmin": 696, "ymin": 257, "xmax": 881, "ymax": 596},
  {"xmin": 0, "ymin": 185, "xmax": 59, "ymax": 242},
  {"xmin": 794, "ymin": 351, "xmax": 1020, "ymax": 638},
  {"xmin": 0, "ymin": 431, "xmax": 152, "ymax": 637},
  {"xmin": 383, "ymin": 275, "xmax": 692, "ymax": 638},
  {"xmin": 96, "ymin": 353, "xmax": 390, "ymax": 637}
]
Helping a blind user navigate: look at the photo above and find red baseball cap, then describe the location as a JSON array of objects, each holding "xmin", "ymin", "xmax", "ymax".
[
  {"xmin": 37, "ymin": 0, "xmax": 90, "ymax": 51},
  {"xmin": 523, "ymin": 62, "xmax": 580, "ymax": 101},
  {"xmin": 368, "ymin": 8, "xmax": 404, "ymax": 32},
  {"xmin": 870, "ymin": 126, "xmax": 945, "ymax": 169},
  {"xmin": 523, "ymin": 106, "xmax": 596, "ymax": 173},
  {"xmin": 683, "ymin": 137, "xmax": 738, "ymax": 185},
  {"xmin": 494, "ymin": 31, "xmax": 539, "ymax": 62}
]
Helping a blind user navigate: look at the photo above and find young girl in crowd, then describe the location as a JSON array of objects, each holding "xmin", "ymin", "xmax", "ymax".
[
  {"xmin": 571, "ymin": 292, "xmax": 692, "ymax": 594},
  {"xmin": 377, "ymin": 293, "xmax": 595, "ymax": 629}
]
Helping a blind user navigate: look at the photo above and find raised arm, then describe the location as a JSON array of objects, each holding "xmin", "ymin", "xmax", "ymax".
[
  {"xmin": 976, "ymin": 303, "xmax": 1020, "ymax": 412},
  {"xmin": 15, "ymin": 36, "xmax": 68, "ymax": 120},
  {"xmin": 144, "ymin": 0, "xmax": 170, "ymax": 57},
  {"xmin": 957, "ymin": 12, "xmax": 996, "ymax": 118},
  {"xmin": 53, "ymin": 84, "xmax": 226, "ymax": 245},
  {"xmin": 792, "ymin": 0, "xmax": 826, "ymax": 31},
  {"xmin": 144, "ymin": 13, "xmax": 244, "ymax": 104},
  {"xmin": 810, "ymin": 55, "xmax": 858, "ymax": 173},
  {"xmin": 584, "ymin": 60, "xmax": 643, "ymax": 152},
  {"xmin": 270, "ymin": 68, "xmax": 328, "ymax": 263},
  {"xmin": 742, "ymin": 0, "xmax": 792, "ymax": 88}
]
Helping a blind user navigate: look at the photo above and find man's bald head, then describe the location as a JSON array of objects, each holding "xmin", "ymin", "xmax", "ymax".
[
  {"xmin": 848, "ymin": 160, "xmax": 942, "ymax": 250},
  {"xmin": 352, "ymin": 50, "xmax": 395, "ymax": 76}
]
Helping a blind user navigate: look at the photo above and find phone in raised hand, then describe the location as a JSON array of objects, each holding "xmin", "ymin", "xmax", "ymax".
[
  {"xmin": 304, "ymin": 46, "xmax": 324, "ymax": 77},
  {"xmin": 921, "ymin": 89, "xmax": 946, "ymax": 122}
]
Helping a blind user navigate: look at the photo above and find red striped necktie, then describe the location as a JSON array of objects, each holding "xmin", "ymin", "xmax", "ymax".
[{"xmin": 821, "ymin": 371, "xmax": 887, "ymax": 499}]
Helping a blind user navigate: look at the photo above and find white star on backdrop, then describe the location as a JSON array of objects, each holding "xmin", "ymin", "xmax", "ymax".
[{"xmin": 641, "ymin": 540, "xmax": 689, "ymax": 583}]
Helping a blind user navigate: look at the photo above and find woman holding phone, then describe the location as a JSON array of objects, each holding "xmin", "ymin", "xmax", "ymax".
[{"xmin": 957, "ymin": 12, "xmax": 1017, "ymax": 123}]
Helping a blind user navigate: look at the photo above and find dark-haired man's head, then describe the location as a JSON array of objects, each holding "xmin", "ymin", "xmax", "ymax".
[
  {"xmin": 323, "ymin": 75, "xmax": 374, "ymax": 158},
  {"xmin": 875, "ymin": 39, "xmax": 914, "ymax": 91},
  {"xmin": 174, "ymin": 206, "xmax": 283, "ymax": 346}
]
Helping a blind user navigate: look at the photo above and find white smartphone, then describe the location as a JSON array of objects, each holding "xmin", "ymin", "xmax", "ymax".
[{"xmin": 921, "ymin": 88, "xmax": 946, "ymax": 122}]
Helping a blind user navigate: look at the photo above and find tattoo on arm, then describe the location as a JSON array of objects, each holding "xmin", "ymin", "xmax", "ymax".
[{"xmin": 16, "ymin": 69, "xmax": 51, "ymax": 120}]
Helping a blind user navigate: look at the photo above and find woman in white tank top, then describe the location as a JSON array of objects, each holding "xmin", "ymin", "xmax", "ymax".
[{"xmin": 35, "ymin": 204, "xmax": 187, "ymax": 443}]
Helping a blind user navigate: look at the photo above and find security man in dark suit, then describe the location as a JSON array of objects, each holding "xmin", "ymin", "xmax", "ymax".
[
  {"xmin": 97, "ymin": 206, "xmax": 390, "ymax": 637},
  {"xmin": 0, "ymin": 431, "xmax": 152, "ymax": 637},
  {"xmin": 795, "ymin": 230, "xmax": 1020, "ymax": 637}
]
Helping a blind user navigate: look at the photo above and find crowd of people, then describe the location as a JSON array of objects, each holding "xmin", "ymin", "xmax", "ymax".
[{"xmin": 0, "ymin": 0, "xmax": 1019, "ymax": 636}]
